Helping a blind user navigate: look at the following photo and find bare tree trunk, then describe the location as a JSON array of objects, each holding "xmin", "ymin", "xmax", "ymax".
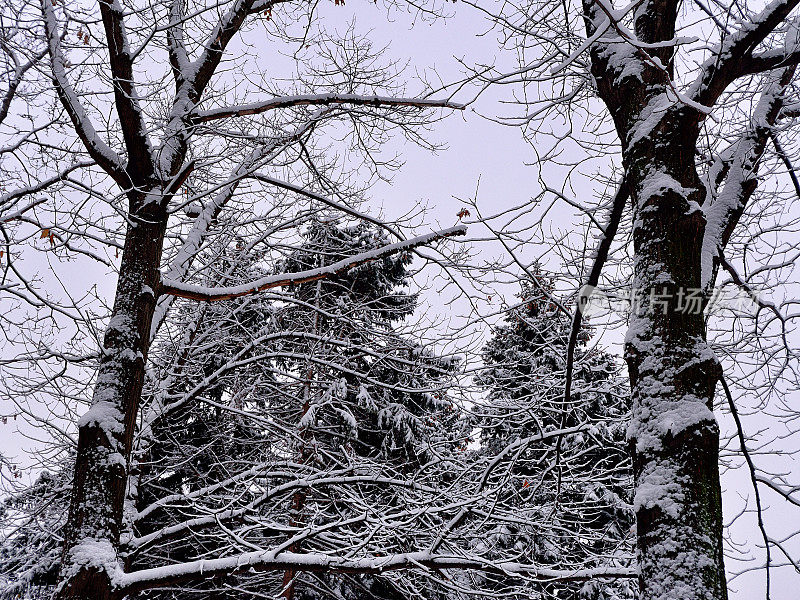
[
  {"xmin": 57, "ymin": 198, "xmax": 167, "ymax": 600},
  {"xmin": 582, "ymin": 2, "xmax": 728, "ymax": 596},
  {"xmin": 624, "ymin": 127, "xmax": 727, "ymax": 600}
]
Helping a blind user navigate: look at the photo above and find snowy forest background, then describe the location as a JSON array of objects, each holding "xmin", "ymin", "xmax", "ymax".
[{"xmin": 1, "ymin": 0, "xmax": 799, "ymax": 598}]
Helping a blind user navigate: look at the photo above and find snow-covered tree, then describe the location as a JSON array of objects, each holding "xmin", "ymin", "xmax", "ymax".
[
  {"xmin": 130, "ymin": 219, "xmax": 468, "ymax": 600},
  {"xmin": 0, "ymin": 0, "xmax": 469, "ymax": 597},
  {"xmin": 6, "ymin": 0, "xmax": 799, "ymax": 595},
  {"xmin": 464, "ymin": 0, "xmax": 800, "ymax": 596},
  {"xmin": 471, "ymin": 274, "xmax": 633, "ymax": 600},
  {"xmin": 0, "ymin": 464, "xmax": 71, "ymax": 598}
]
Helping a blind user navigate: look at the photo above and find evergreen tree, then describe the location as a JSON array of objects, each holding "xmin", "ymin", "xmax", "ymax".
[
  {"xmin": 261, "ymin": 219, "xmax": 467, "ymax": 600},
  {"xmin": 132, "ymin": 219, "xmax": 467, "ymax": 600},
  {"xmin": 0, "ymin": 464, "xmax": 70, "ymax": 599},
  {"xmin": 472, "ymin": 273, "xmax": 634, "ymax": 600}
]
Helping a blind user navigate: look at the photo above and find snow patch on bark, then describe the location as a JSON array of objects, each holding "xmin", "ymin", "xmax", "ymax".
[
  {"xmin": 630, "ymin": 397, "xmax": 715, "ymax": 453},
  {"xmin": 633, "ymin": 462, "xmax": 685, "ymax": 519},
  {"xmin": 107, "ymin": 312, "xmax": 135, "ymax": 336},
  {"xmin": 599, "ymin": 42, "xmax": 644, "ymax": 86},
  {"xmin": 61, "ymin": 538, "xmax": 119, "ymax": 580},
  {"xmin": 627, "ymin": 94, "xmax": 670, "ymax": 148},
  {"xmin": 637, "ymin": 171, "xmax": 692, "ymax": 204},
  {"xmin": 78, "ymin": 401, "xmax": 125, "ymax": 434}
]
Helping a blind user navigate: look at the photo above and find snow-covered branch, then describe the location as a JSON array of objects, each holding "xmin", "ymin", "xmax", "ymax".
[
  {"xmin": 150, "ymin": 114, "xmax": 326, "ymax": 341},
  {"xmin": 192, "ymin": 93, "xmax": 465, "ymax": 122},
  {"xmin": 0, "ymin": 43, "xmax": 45, "ymax": 127},
  {"xmin": 690, "ymin": 0, "xmax": 800, "ymax": 107},
  {"xmin": 96, "ymin": 0, "xmax": 154, "ymax": 184},
  {"xmin": 189, "ymin": 0, "xmax": 257, "ymax": 97},
  {"xmin": 158, "ymin": 225, "xmax": 467, "ymax": 301},
  {"xmin": 701, "ymin": 66, "xmax": 795, "ymax": 288},
  {"xmin": 0, "ymin": 160, "xmax": 93, "ymax": 216},
  {"xmin": 41, "ymin": 0, "xmax": 128, "ymax": 186},
  {"xmin": 116, "ymin": 551, "xmax": 635, "ymax": 595}
]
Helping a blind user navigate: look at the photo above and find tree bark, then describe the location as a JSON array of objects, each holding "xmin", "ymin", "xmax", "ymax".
[
  {"xmin": 623, "ymin": 116, "xmax": 727, "ymax": 600},
  {"xmin": 56, "ymin": 197, "xmax": 167, "ymax": 600},
  {"xmin": 583, "ymin": 2, "xmax": 728, "ymax": 596}
]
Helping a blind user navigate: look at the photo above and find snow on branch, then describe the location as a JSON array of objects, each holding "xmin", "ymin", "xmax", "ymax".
[
  {"xmin": 192, "ymin": 93, "xmax": 465, "ymax": 122},
  {"xmin": 189, "ymin": 0, "xmax": 258, "ymax": 96},
  {"xmin": 583, "ymin": 0, "xmax": 709, "ymax": 114},
  {"xmin": 96, "ymin": 0, "xmax": 155, "ymax": 183},
  {"xmin": 0, "ymin": 160, "xmax": 93, "ymax": 216},
  {"xmin": 250, "ymin": 0, "xmax": 291, "ymax": 12},
  {"xmin": 149, "ymin": 116, "xmax": 324, "ymax": 341},
  {"xmin": 115, "ymin": 550, "xmax": 635, "ymax": 594},
  {"xmin": 41, "ymin": 0, "xmax": 128, "ymax": 186},
  {"xmin": 0, "ymin": 44, "xmax": 46, "ymax": 127},
  {"xmin": 743, "ymin": 46, "xmax": 800, "ymax": 77},
  {"xmin": 689, "ymin": 0, "xmax": 800, "ymax": 107},
  {"xmin": 701, "ymin": 67, "xmax": 794, "ymax": 288},
  {"xmin": 158, "ymin": 225, "xmax": 467, "ymax": 301}
]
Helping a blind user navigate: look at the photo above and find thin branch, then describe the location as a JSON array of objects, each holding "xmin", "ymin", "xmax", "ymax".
[
  {"xmin": 563, "ymin": 177, "xmax": 628, "ymax": 407},
  {"xmin": 770, "ymin": 130, "xmax": 800, "ymax": 199},
  {"xmin": 721, "ymin": 376, "xmax": 772, "ymax": 600}
]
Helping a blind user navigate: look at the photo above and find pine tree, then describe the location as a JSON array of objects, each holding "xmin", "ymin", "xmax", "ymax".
[
  {"xmin": 131, "ymin": 219, "xmax": 467, "ymax": 600},
  {"xmin": 473, "ymin": 273, "xmax": 634, "ymax": 600},
  {"xmin": 0, "ymin": 464, "xmax": 70, "ymax": 599},
  {"xmin": 262, "ymin": 219, "xmax": 467, "ymax": 600}
]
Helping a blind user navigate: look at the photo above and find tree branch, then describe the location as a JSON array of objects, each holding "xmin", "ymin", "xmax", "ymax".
[
  {"xmin": 189, "ymin": 0, "xmax": 257, "ymax": 99},
  {"xmin": 690, "ymin": 0, "xmax": 800, "ymax": 108},
  {"xmin": 192, "ymin": 93, "xmax": 465, "ymax": 123},
  {"xmin": 149, "ymin": 113, "xmax": 326, "ymax": 342},
  {"xmin": 770, "ymin": 130, "xmax": 800, "ymax": 198},
  {"xmin": 158, "ymin": 225, "xmax": 467, "ymax": 301},
  {"xmin": 165, "ymin": 0, "xmax": 190, "ymax": 89},
  {"xmin": 0, "ymin": 43, "xmax": 46, "ymax": 127},
  {"xmin": 742, "ymin": 47, "xmax": 800, "ymax": 77},
  {"xmin": 116, "ymin": 550, "xmax": 635, "ymax": 595},
  {"xmin": 0, "ymin": 160, "xmax": 94, "ymax": 215},
  {"xmin": 97, "ymin": 0, "xmax": 155, "ymax": 184},
  {"xmin": 41, "ymin": 0, "xmax": 129, "ymax": 187},
  {"xmin": 701, "ymin": 65, "xmax": 795, "ymax": 289},
  {"xmin": 564, "ymin": 177, "xmax": 628, "ymax": 407},
  {"xmin": 250, "ymin": 174, "xmax": 402, "ymax": 237},
  {"xmin": 721, "ymin": 376, "xmax": 772, "ymax": 600}
]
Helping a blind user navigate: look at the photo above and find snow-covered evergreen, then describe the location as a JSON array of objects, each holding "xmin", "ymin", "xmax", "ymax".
[
  {"xmin": 130, "ymin": 219, "xmax": 468, "ymax": 600},
  {"xmin": 472, "ymin": 273, "xmax": 634, "ymax": 599}
]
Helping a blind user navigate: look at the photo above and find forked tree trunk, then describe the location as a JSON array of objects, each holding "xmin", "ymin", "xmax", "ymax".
[
  {"xmin": 56, "ymin": 198, "xmax": 168, "ymax": 600},
  {"xmin": 584, "ymin": 3, "xmax": 729, "ymax": 594}
]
